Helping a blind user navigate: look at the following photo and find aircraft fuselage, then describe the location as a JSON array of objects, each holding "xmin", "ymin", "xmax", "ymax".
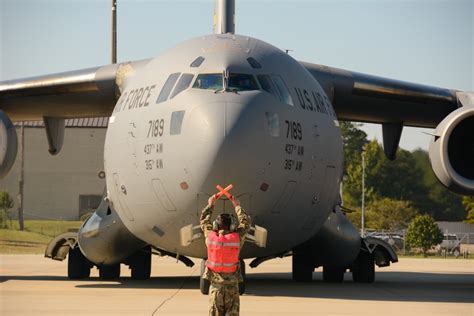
[{"xmin": 102, "ymin": 34, "xmax": 344, "ymax": 259}]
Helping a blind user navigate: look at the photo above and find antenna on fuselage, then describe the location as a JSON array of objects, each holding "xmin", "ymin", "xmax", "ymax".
[
  {"xmin": 111, "ymin": 0, "xmax": 117, "ymax": 63},
  {"xmin": 214, "ymin": 0, "xmax": 235, "ymax": 34}
]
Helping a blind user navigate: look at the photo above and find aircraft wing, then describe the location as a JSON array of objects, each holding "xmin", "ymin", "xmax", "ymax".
[
  {"xmin": 303, "ymin": 62, "xmax": 474, "ymax": 195},
  {"xmin": 0, "ymin": 59, "xmax": 150, "ymax": 121},
  {"xmin": 301, "ymin": 62, "xmax": 460, "ymax": 129}
]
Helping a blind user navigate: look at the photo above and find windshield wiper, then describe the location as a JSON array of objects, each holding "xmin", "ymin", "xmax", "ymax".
[{"xmin": 214, "ymin": 70, "xmax": 238, "ymax": 94}]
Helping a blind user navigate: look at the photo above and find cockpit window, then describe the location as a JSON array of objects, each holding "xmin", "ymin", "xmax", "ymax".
[
  {"xmin": 170, "ymin": 73, "xmax": 194, "ymax": 99},
  {"xmin": 193, "ymin": 74, "xmax": 223, "ymax": 90},
  {"xmin": 258, "ymin": 75, "xmax": 278, "ymax": 97},
  {"xmin": 271, "ymin": 75, "xmax": 294, "ymax": 106},
  {"xmin": 193, "ymin": 73, "xmax": 259, "ymax": 92},
  {"xmin": 228, "ymin": 74, "xmax": 259, "ymax": 91},
  {"xmin": 247, "ymin": 57, "xmax": 262, "ymax": 69},
  {"xmin": 258, "ymin": 74, "xmax": 294, "ymax": 106},
  {"xmin": 157, "ymin": 73, "xmax": 180, "ymax": 103}
]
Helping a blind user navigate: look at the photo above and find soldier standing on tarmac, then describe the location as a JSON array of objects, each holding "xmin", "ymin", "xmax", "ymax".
[{"xmin": 200, "ymin": 192, "xmax": 250, "ymax": 316}]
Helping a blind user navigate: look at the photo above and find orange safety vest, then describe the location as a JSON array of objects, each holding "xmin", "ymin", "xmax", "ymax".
[{"xmin": 206, "ymin": 231, "xmax": 240, "ymax": 273}]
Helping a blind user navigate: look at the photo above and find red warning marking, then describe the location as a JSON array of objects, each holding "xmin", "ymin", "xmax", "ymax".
[{"xmin": 215, "ymin": 184, "xmax": 234, "ymax": 201}]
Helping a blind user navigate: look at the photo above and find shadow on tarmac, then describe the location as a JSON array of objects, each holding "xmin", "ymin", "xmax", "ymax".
[{"xmin": 1, "ymin": 271, "xmax": 473, "ymax": 303}]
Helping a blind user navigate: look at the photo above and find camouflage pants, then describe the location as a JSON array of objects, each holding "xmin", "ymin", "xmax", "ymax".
[{"xmin": 209, "ymin": 282, "xmax": 240, "ymax": 316}]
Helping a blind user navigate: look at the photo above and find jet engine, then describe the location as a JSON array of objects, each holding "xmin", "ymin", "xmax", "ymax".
[
  {"xmin": 429, "ymin": 106, "xmax": 474, "ymax": 195},
  {"xmin": 0, "ymin": 110, "xmax": 18, "ymax": 179}
]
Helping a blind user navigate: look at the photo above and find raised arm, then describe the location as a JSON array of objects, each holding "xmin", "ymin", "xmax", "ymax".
[
  {"xmin": 232, "ymin": 199, "xmax": 251, "ymax": 241},
  {"xmin": 200, "ymin": 195, "xmax": 216, "ymax": 238}
]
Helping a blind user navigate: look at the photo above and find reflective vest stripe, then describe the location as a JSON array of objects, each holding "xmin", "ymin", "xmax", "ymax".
[
  {"xmin": 206, "ymin": 260, "xmax": 239, "ymax": 267},
  {"xmin": 206, "ymin": 240, "xmax": 240, "ymax": 247}
]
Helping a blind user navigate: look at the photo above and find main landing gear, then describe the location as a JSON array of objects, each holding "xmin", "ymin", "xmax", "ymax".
[
  {"xmin": 68, "ymin": 246, "xmax": 91, "ymax": 279},
  {"xmin": 67, "ymin": 245, "xmax": 152, "ymax": 280},
  {"xmin": 352, "ymin": 250, "xmax": 375, "ymax": 283},
  {"xmin": 291, "ymin": 249, "xmax": 376, "ymax": 283}
]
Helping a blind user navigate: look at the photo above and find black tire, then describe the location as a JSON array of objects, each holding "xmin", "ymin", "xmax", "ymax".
[
  {"xmin": 100, "ymin": 264, "xmax": 121, "ymax": 280},
  {"xmin": 352, "ymin": 251, "xmax": 375, "ymax": 283},
  {"xmin": 292, "ymin": 253, "xmax": 313, "ymax": 282},
  {"xmin": 68, "ymin": 246, "xmax": 90, "ymax": 279},
  {"xmin": 130, "ymin": 247, "xmax": 152, "ymax": 280},
  {"xmin": 239, "ymin": 259, "xmax": 246, "ymax": 295},
  {"xmin": 200, "ymin": 259, "xmax": 210, "ymax": 295},
  {"xmin": 323, "ymin": 266, "xmax": 345, "ymax": 283}
]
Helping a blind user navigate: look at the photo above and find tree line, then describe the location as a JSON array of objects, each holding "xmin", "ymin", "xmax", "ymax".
[{"xmin": 340, "ymin": 122, "xmax": 473, "ymax": 231}]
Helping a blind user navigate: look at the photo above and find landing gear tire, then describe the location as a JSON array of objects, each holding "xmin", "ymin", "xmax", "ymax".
[
  {"xmin": 200, "ymin": 259, "xmax": 210, "ymax": 295},
  {"xmin": 292, "ymin": 253, "xmax": 313, "ymax": 282},
  {"xmin": 239, "ymin": 259, "xmax": 246, "ymax": 295},
  {"xmin": 130, "ymin": 246, "xmax": 152, "ymax": 280},
  {"xmin": 100, "ymin": 264, "xmax": 121, "ymax": 280},
  {"xmin": 323, "ymin": 266, "xmax": 345, "ymax": 283},
  {"xmin": 352, "ymin": 251, "xmax": 375, "ymax": 283},
  {"xmin": 68, "ymin": 246, "xmax": 90, "ymax": 279}
]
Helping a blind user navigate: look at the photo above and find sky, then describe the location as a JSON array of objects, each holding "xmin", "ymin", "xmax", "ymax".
[{"xmin": 1, "ymin": 0, "xmax": 473, "ymax": 151}]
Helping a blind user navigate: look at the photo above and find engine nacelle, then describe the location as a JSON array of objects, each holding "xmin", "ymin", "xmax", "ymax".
[
  {"xmin": 429, "ymin": 106, "xmax": 474, "ymax": 195},
  {"xmin": 0, "ymin": 110, "xmax": 18, "ymax": 179}
]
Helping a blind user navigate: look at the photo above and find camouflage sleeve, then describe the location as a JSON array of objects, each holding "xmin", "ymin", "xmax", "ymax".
[
  {"xmin": 235, "ymin": 206, "xmax": 251, "ymax": 242},
  {"xmin": 200, "ymin": 204, "xmax": 213, "ymax": 238}
]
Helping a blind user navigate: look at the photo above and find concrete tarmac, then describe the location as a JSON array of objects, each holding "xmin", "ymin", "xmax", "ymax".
[{"xmin": 0, "ymin": 255, "xmax": 473, "ymax": 315}]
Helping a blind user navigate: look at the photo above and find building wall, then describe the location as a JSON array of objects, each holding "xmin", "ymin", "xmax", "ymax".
[
  {"xmin": 0, "ymin": 127, "xmax": 106, "ymax": 220},
  {"xmin": 437, "ymin": 221, "xmax": 474, "ymax": 234}
]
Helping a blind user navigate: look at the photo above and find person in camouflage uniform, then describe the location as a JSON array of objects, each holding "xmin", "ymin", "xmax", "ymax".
[{"xmin": 200, "ymin": 194, "xmax": 250, "ymax": 316}]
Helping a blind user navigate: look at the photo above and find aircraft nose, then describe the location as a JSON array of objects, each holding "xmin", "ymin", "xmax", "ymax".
[{"xmin": 185, "ymin": 101, "xmax": 261, "ymax": 193}]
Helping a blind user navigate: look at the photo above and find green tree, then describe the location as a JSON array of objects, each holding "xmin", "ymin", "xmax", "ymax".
[
  {"xmin": 343, "ymin": 140, "xmax": 382, "ymax": 208},
  {"xmin": 411, "ymin": 149, "xmax": 465, "ymax": 221},
  {"xmin": 462, "ymin": 196, "xmax": 474, "ymax": 224},
  {"xmin": 366, "ymin": 198, "xmax": 418, "ymax": 231},
  {"xmin": 340, "ymin": 122, "xmax": 368, "ymax": 174},
  {"xmin": 405, "ymin": 214, "xmax": 443, "ymax": 257},
  {"xmin": 0, "ymin": 191, "xmax": 14, "ymax": 228}
]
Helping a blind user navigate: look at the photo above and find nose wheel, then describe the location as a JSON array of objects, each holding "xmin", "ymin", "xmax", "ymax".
[
  {"xmin": 292, "ymin": 252, "xmax": 313, "ymax": 282},
  {"xmin": 239, "ymin": 259, "xmax": 246, "ymax": 295},
  {"xmin": 200, "ymin": 259, "xmax": 211, "ymax": 295}
]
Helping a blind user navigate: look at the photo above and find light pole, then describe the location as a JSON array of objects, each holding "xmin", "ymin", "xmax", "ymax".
[{"xmin": 361, "ymin": 150, "xmax": 365, "ymax": 237}]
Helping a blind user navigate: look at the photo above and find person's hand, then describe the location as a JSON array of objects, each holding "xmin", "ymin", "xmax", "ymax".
[
  {"xmin": 231, "ymin": 196, "xmax": 240, "ymax": 207},
  {"xmin": 208, "ymin": 194, "xmax": 217, "ymax": 207}
]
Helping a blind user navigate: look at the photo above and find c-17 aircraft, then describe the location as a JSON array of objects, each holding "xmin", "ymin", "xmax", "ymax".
[{"xmin": 0, "ymin": 0, "xmax": 473, "ymax": 293}]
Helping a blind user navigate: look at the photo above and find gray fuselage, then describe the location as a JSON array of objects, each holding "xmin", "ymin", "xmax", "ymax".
[{"xmin": 103, "ymin": 34, "xmax": 343, "ymax": 259}]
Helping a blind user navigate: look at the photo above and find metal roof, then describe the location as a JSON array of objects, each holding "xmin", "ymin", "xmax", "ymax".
[{"xmin": 14, "ymin": 117, "xmax": 109, "ymax": 128}]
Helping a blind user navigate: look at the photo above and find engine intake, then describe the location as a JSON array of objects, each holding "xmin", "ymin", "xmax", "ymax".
[
  {"xmin": 429, "ymin": 106, "xmax": 474, "ymax": 195},
  {"xmin": 0, "ymin": 110, "xmax": 18, "ymax": 179}
]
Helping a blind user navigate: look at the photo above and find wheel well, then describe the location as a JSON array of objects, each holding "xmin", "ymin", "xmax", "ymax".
[
  {"xmin": 45, "ymin": 232, "xmax": 78, "ymax": 261},
  {"xmin": 362, "ymin": 237, "xmax": 398, "ymax": 267}
]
